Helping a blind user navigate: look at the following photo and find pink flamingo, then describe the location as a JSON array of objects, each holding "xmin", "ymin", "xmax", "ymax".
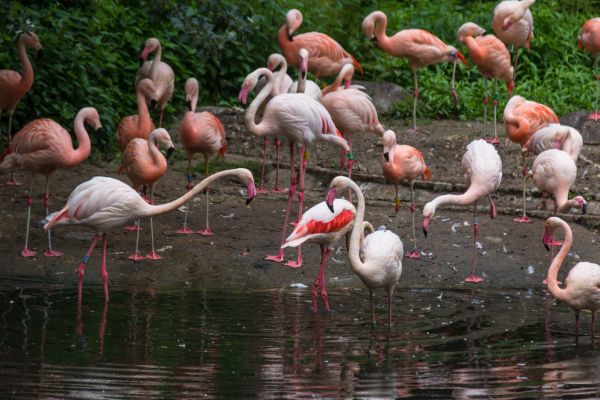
[
  {"xmin": 117, "ymin": 78, "xmax": 157, "ymax": 152},
  {"xmin": 543, "ymin": 217, "xmax": 600, "ymax": 339},
  {"xmin": 177, "ymin": 78, "xmax": 227, "ymax": 236},
  {"xmin": 278, "ymin": 9, "xmax": 363, "ymax": 79},
  {"xmin": 423, "ymin": 139, "xmax": 502, "ymax": 283},
  {"xmin": 44, "ymin": 168, "xmax": 256, "ymax": 303},
  {"xmin": 492, "ymin": 0, "xmax": 535, "ymax": 77},
  {"xmin": 288, "ymin": 49, "xmax": 323, "ymax": 101},
  {"xmin": 524, "ymin": 123, "xmax": 583, "ymax": 162},
  {"xmin": 381, "ymin": 130, "xmax": 432, "ymax": 259},
  {"xmin": 0, "ymin": 31, "xmax": 43, "ymax": 185},
  {"xmin": 0, "ymin": 107, "xmax": 101, "ymax": 257},
  {"xmin": 578, "ymin": 18, "xmax": 600, "ymax": 120},
  {"xmin": 322, "ymin": 63, "xmax": 384, "ymax": 178},
  {"xmin": 362, "ymin": 10, "xmax": 467, "ymax": 133},
  {"xmin": 504, "ymin": 95, "xmax": 558, "ymax": 223},
  {"xmin": 136, "ymin": 37, "xmax": 175, "ymax": 127},
  {"xmin": 119, "ymin": 128, "xmax": 174, "ymax": 260},
  {"xmin": 457, "ymin": 22, "xmax": 514, "ymax": 144},
  {"xmin": 326, "ymin": 176, "xmax": 404, "ymax": 325},
  {"xmin": 238, "ymin": 67, "xmax": 349, "ymax": 268}
]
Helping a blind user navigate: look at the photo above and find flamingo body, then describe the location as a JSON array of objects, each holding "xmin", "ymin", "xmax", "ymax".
[
  {"xmin": 504, "ymin": 95, "xmax": 558, "ymax": 145},
  {"xmin": 523, "ymin": 124, "xmax": 583, "ymax": 161},
  {"xmin": 579, "ymin": 18, "xmax": 600, "ymax": 57},
  {"xmin": 492, "ymin": 0, "xmax": 535, "ymax": 49}
]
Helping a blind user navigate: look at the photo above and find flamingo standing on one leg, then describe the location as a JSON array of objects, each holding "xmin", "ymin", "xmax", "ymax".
[
  {"xmin": 456, "ymin": 22, "xmax": 514, "ymax": 144},
  {"xmin": 0, "ymin": 107, "xmax": 102, "ymax": 257},
  {"xmin": 492, "ymin": 0, "xmax": 535, "ymax": 78},
  {"xmin": 136, "ymin": 37, "xmax": 175, "ymax": 127},
  {"xmin": 278, "ymin": 9, "xmax": 363, "ymax": 79},
  {"xmin": 504, "ymin": 95, "xmax": 558, "ymax": 223},
  {"xmin": 177, "ymin": 78, "xmax": 227, "ymax": 236},
  {"xmin": 381, "ymin": 130, "xmax": 432, "ymax": 259},
  {"xmin": 0, "ymin": 32, "xmax": 43, "ymax": 186},
  {"xmin": 422, "ymin": 139, "xmax": 502, "ymax": 283},
  {"xmin": 543, "ymin": 217, "xmax": 600, "ymax": 339},
  {"xmin": 44, "ymin": 169, "xmax": 256, "ymax": 303},
  {"xmin": 362, "ymin": 11, "xmax": 467, "ymax": 133},
  {"xmin": 238, "ymin": 67, "xmax": 349, "ymax": 268},
  {"xmin": 326, "ymin": 176, "xmax": 403, "ymax": 325},
  {"xmin": 117, "ymin": 78, "xmax": 157, "ymax": 152},
  {"xmin": 119, "ymin": 128, "xmax": 174, "ymax": 260},
  {"xmin": 578, "ymin": 18, "xmax": 600, "ymax": 120}
]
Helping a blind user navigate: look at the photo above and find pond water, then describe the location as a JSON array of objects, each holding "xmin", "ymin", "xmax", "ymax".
[{"xmin": 1, "ymin": 286, "xmax": 599, "ymax": 399}]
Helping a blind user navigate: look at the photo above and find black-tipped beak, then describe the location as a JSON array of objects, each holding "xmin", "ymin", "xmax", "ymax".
[
  {"xmin": 288, "ymin": 34, "xmax": 294, "ymax": 41},
  {"xmin": 36, "ymin": 49, "xmax": 43, "ymax": 60},
  {"xmin": 166, "ymin": 147, "xmax": 175, "ymax": 160},
  {"xmin": 150, "ymin": 99, "xmax": 158, "ymax": 109},
  {"xmin": 95, "ymin": 127, "xmax": 103, "ymax": 135},
  {"xmin": 544, "ymin": 241, "xmax": 550, "ymax": 252},
  {"xmin": 139, "ymin": 57, "xmax": 145, "ymax": 66},
  {"xmin": 186, "ymin": 100, "xmax": 192, "ymax": 111},
  {"xmin": 423, "ymin": 227, "xmax": 428, "ymax": 237},
  {"xmin": 582, "ymin": 204, "xmax": 588, "ymax": 214},
  {"xmin": 383, "ymin": 152, "xmax": 389, "ymax": 162},
  {"xmin": 371, "ymin": 36, "xmax": 378, "ymax": 43},
  {"xmin": 301, "ymin": 70, "xmax": 307, "ymax": 80},
  {"xmin": 325, "ymin": 187, "xmax": 336, "ymax": 213},
  {"xmin": 246, "ymin": 182, "xmax": 256, "ymax": 205}
]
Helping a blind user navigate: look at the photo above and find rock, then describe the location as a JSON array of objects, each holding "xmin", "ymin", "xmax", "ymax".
[
  {"xmin": 353, "ymin": 80, "xmax": 411, "ymax": 114},
  {"xmin": 560, "ymin": 111, "xmax": 600, "ymax": 144}
]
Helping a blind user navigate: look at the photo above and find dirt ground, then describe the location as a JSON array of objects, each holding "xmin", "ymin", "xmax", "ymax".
[{"xmin": 1, "ymin": 109, "xmax": 599, "ymax": 294}]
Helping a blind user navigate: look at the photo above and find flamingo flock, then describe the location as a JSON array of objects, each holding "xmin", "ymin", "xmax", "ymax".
[{"xmin": 1, "ymin": 2, "xmax": 600, "ymax": 336}]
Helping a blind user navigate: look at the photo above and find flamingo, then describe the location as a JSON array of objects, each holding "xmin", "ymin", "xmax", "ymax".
[
  {"xmin": 492, "ymin": 0, "xmax": 535, "ymax": 77},
  {"xmin": 543, "ymin": 216, "xmax": 600, "ymax": 339},
  {"xmin": 278, "ymin": 9, "xmax": 363, "ymax": 79},
  {"xmin": 504, "ymin": 95, "xmax": 558, "ymax": 223},
  {"xmin": 322, "ymin": 63, "xmax": 384, "ymax": 179},
  {"xmin": 0, "ymin": 107, "xmax": 102, "ymax": 258},
  {"xmin": 523, "ymin": 123, "xmax": 583, "ymax": 162},
  {"xmin": 44, "ymin": 168, "xmax": 256, "ymax": 303},
  {"xmin": 362, "ymin": 10, "xmax": 467, "ymax": 133},
  {"xmin": 117, "ymin": 78, "xmax": 158, "ymax": 152},
  {"xmin": 0, "ymin": 31, "xmax": 43, "ymax": 185},
  {"xmin": 288, "ymin": 49, "xmax": 323, "ymax": 101},
  {"xmin": 136, "ymin": 37, "xmax": 175, "ymax": 127},
  {"xmin": 119, "ymin": 128, "xmax": 175, "ymax": 260},
  {"xmin": 381, "ymin": 130, "xmax": 432, "ymax": 259},
  {"xmin": 238, "ymin": 67, "xmax": 349, "ymax": 268},
  {"xmin": 422, "ymin": 139, "xmax": 502, "ymax": 283},
  {"xmin": 177, "ymin": 78, "xmax": 227, "ymax": 236},
  {"xmin": 325, "ymin": 176, "xmax": 403, "ymax": 325},
  {"xmin": 456, "ymin": 22, "xmax": 514, "ymax": 144},
  {"xmin": 578, "ymin": 18, "xmax": 600, "ymax": 120}
]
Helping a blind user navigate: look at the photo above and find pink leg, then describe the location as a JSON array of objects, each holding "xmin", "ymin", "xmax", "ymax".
[
  {"xmin": 311, "ymin": 245, "xmax": 331, "ymax": 312},
  {"xmin": 370, "ymin": 291, "xmax": 375, "ymax": 325},
  {"xmin": 465, "ymin": 204, "xmax": 484, "ymax": 283},
  {"xmin": 101, "ymin": 233, "xmax": 109, "ymax": 303},
  {"xmin": 159, "ymin": 109, "xmax": 164, "ymax": 128},
  {"xmin": 285, "ymin": 146, "xmax": 305, "ymax": 268},
  {"xmin": 408, "ymin": 70, "xmax": 419, "ymax": 134},
  {"xmin": 588, "ymin": 74, "xmax": 600, "ymax": 120},
  {"xmin": 339, "ymin": 147, "xmax": 346, "ymax": 174},
  {"xmin": 5, "ymin": 112, "xmax": 22, "ymax": 186},
  {"xmin": 388, "ymin": 289, "xmax": 394, "ymax": 326},
  {"xmin": 405, "ymin": 184, "xmax": 420, "ymax": 259},
  {"xmin": 346, "ymin": 136, "xmax": 354, "ymax": 202},
  {"xmin": 128, "ymin": 219, "xmax": 144, "ymax": 261},
  {"xmin": 21, "ymin": 179, "xmax": 36, "ymax": 257},
  {"xmin": 197, "ymin": 158, "xmax": 214, "ymax": 236},
  {"xmin": 272, "ymin": 137, "xmax": 286, "ymax": 193},
  {"xmin": 266, "ymin": 142, "xmax": 296, "ymax": 263},
  {"xmin": 258, "ymin": 137, "xmax": 268, "ymax": 194},
  {"xmin": 77, "ymin": 234, "xmax": 101, "ymax": 304},
  {"xmin": 514, "ymin": 153, "xmax": 532, "ymax": 223},
  {"xmin": 146, "ymin": 195, "xmax": 163, "ymax": 260},
  {"xmin": 177, "ymin": 160, "xmax": 195, "ymax": 234},
  {"xmin": 43, "ymin": 185, "xmax": 63, "ymax": 257}
]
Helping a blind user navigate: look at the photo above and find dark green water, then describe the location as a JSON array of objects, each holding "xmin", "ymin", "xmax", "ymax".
[{"xmin": 1, "ymin": 286, "xmax": 599, "ymax": 399}]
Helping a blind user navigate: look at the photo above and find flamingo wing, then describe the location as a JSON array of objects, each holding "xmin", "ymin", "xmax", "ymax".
[
  {"xmin": 323, "ymin": 89, "xmax": 380, "ymax": 134},
  {"xmin": 297, "ymin": 32, "xmax": 362, "ymax": 74}
]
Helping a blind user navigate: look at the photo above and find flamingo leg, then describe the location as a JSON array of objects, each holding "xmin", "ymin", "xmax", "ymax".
[
  {"xmin": 575, "ymin": 310, "xmax": 580, "ymax": 338},
  {"xmin": 272, "ymin": 137, "xmax": 285, "ymax": 193},
  {"xmin": 266, "ymin": 142, "xmax": 296, "ymax": 263},
  {"xmin": 346, "ymin": 135, "xmax": 354, "ymax": 201},
  {"xmin": 406, "ymin": 182, "xmax": 420, "ymax": 259},
  {"xmin": 101, "ymin": 233, "xmax": 109, "ymax": 303},
  {"xmin": 128, "ymin": 219, "xmax": 144, "ymax": 261},
  {"xmin": 589, "ymin": 57, "xmax": 600, "ymax": 120},
  {"xmin": 21, "ymin": 178, "xmax": 36, "ymax": 257},
  {"xmin": 198, "ymin": 157, "xmax": 213, "ymax": 236},
  {"xmin": 339, "ymin": 147, "xmax": 346, "ymax": 174},
  {"xmin": 482, "ymin": 78, "xmax": 489, "ymax": 137},
  {"xmin": 486, "ymin": 80, "xmax": 500, "ymax": 145},
  {"xmin": 514, "ymin": 153, "xmax": 532, "ymax": 223},
  {"xmin": 258, "ymin": 137, "xmax": 268, "ymax": 193},
  {"xmin": 512, "ymin": 46, "xmax": 521, "ymax": 79},
  {"xmin": 592, "ymin": 311, "xmax": 596, "ymax": 340},
  {"xmin": 394, "ymin": 184, "xmax": 400, "ymax": 234},
  {"xmin": 370, "ymin": 290, "xmax": 375, "ymax": 325},
  {"xmin": 5, "ymin": 111, "xmax": 22, "ymax": 186},
  {"xmin": 43, "ymin": 176, "xmax": 62, "ymax": 257},
  {"xmin": 311, "ymin": 245, "xmax": 332, "ymax": 312},
  {"xmin": 388, "ymin": 289, "xmax": 395, "ymax": 326},
  {"xmin": 146, "ymin": 191, "xmax": 162, "ymax": 259},
  {"xmin": 176, "ymin": 159, "xmax": 195, "ymax": 234},
  {"xmin": 158, "ymin": 108, "xmax": 164, "ymax": 128},
  {"xmin": 465, "ymin": 202, "xmax": 483, "ymax": 283},
  {"xmin": 77, "ymin": 234, "xmax": 101, "ymax": 304},
  {"xmin": 409, "ymin": 69, "xmax": 419, "ymax": 133},
  {"xmin": 285, "ymin": 146, "xmax": 305, "ymax": 268}
]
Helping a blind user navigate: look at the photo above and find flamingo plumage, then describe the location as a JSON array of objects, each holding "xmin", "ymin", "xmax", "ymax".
[
  {"xmin": 523, "ymin": 123, "xmax": 583, "ymax": 162},
  {"xmin": 117, "ymin": 78, "xmax": 158, "ymax": 152},
  {"xmin": 287, "ymin": 49, "xmax": 323, "ymax": 102},
  {"xmin": 578, "ymin": 18, "xmax": 600, "ymax": 120},
  {"xmin": 492, "ymin": 0, "xmax": 535, "ymax": 77}
]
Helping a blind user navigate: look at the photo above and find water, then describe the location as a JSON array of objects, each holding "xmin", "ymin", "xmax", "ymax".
[{"xmin": 1, "ymin": 287, "xmax": 600, "ymax": 399}]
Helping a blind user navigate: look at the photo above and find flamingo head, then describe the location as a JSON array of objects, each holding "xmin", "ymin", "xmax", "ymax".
[
  {"xmin": 139, "ymin": 37, "xmax": 159, "ymax": 64},
  {"xmin": 238, "ymin": 68, "xmax": 269, "ymax": 105},
  {"xmin": 422, "ymin": 201, "xmax": 436, "ymax": 237},
  {"xmin": 542, "ymin": 216, "xmax": 561, "ymax": 251},
  {"xmin": 81, "ymin": 107, "xmax": 103, "ymax": 133},
  {"xmin": 574, "ymin": 196, "xmax": 588, "ymax": 214},
  {"xmin": 456, "ymin": 22, "xmax": 485, "ymax": 43},
  {"xmin": 266, "ymin": 53, "xmax": 283, "ymax": 71},
  {"xmin": 298, "ymin": 48, "xmax": 309, "ymax": 80},
  {"xmin": 185, "ymin": 78, "xmax": 199, "ymax": 112},
  {"xmin": 286, "ymin": 9, "xmax": 303, "ymax": 40},
  {"xmin": 20, "ymin": 32, "xmax": 43, "ymax": 59},
  {"xmin": 340, "ymin": 63, "xmax": 355, "ymax": 88},
  {"xmin": 237, "ymin": 169, "xmax": 256, "ymax": 205},
  {"xmin": 362, "ymin": 11, "xmax": 384, "ymax": 42},
  {"xmin": 382, "ymin": 130, "xmax": 397, "ymax": 162},
  {"xmin": 325, "ymin": 187, "xmax": 337, "ymax": 213},
  {"xmin": 149, "ymin": 128, "xmax": 175, "ymax": 159}
]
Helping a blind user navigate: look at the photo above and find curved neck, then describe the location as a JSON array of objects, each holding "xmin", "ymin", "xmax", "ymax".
[
  {"xmin": 462, "ymin": 36, "xmax": 484, "ymax": 59},
  {"xmin": 373, "ymin": 13, "xmax": 395, "ymax": 54},
  {"xmin": 149, "ymin": 42, "xmax": 162, "ymax": 80},
  {"xmin": 346, "ymin": 180, "xmax": 368, "ymax": 272},
  {"xmin": 546, "ymin": 220, "xmax": 572, "ymax": 302},
  {"xmin": 273, "ymin": 57, "xmax": 288, "ymax": 96},
  {"xmin": 245, "ymin": 70, "xmax": 275, "ymax": 137},
  {"xmin": 322, "ymin": 68, "xmax": 345, "ymax": 96},
  {"xmin": 67, "ymin": 112, "xmax": 92, "ymax": 166},
  {"xmin": 148, "ymin": 135, "xmax": 166, "ymax": 172},
  {"xmin": 429, "ymin": 186, "xmax": 484, "ymax": 211},
  {"xmin": 190, "ymin": 91, "xmax": 198, "ymax": 113},
  {"xmin": 136, "ymin": 88, "xmax": 153, "ymax": 133},
  {"xmin": 16, "ymin": 36, "xmax": 34, "ymax": 94}
]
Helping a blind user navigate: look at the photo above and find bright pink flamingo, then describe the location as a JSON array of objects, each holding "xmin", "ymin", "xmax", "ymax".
[
  {"xmin": 504, "ymin": 95, "xmax": 558, "ymax": 223},
  {"xmin": 119, "ymin": 128, "xmax": 174, "ymax": 260},
  {"xmin": 0, "ymin": 107, "xmax": 101, "ymax": 257},
  {"xmin": 177, "ymin": 78, "xmax": 227, "ymax": 235},
  {"xmin": 362, "ymin": 10, "xmax": 467, "ymax": 133},
  {"xmin": 0, "ymin": 32, "xmax": 43, "ymax": 185},
  {"xmin": 44, "ymin": 168, "xmax": 256, "ymax": 303},
  {"xmin": 117, "ymin": 78, "xmax": 157, "ymax": 152},
  {"xmin": 578, "ymin": 18, "xmax": 600, "ymax": 120},
  {"xmin": 543, "ymin": 217, "xmax": 600, "ymax": 339},
  {"xmin": 492, "ymin": 0, "xmax": 535, "ymax": 77},
  {"xmin": 322, "ymin": 63, "xmax": 384, "ymax": 179},
  {"xmin": 326, "ymin": 176, "xmax": 404, "ymax": 325},
  {"xmin": 136, "ymin": 37, "xmax": 175, "ymax": 127},
  {"xmin": 524, "ymin": 123, "xmax": 583, "ymax": 162},
  {"xmin": 423, "ymin": 139, "xmax": 502, "ymax": 283},
  {"xmin": 238, "ymin": 67, "xmax": 349, "ymax": 268},
  {"xmin": 278, "ymin": 9, "xmax": 363, "ymax": 79},
  {"xmin": 457, "ymin": 22, "xmax": 514, "ymax": 144},
  {"xmin": 381, "ymin": 130, "xmax": 432, "ymax": 259}
]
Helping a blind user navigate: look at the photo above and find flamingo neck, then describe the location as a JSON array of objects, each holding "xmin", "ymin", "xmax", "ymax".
[
  {"xmin": 16, "ymin": 36, "xmax": 34, "ymax": 96},
  {"xmin": 373, "ymin": 12, "xmax": 395, "ymax": 54},
  {"xmin": 429, "ymin": 187, "xmax": 484, "ymax": 211},
  {"xmin": 190, "ymin": 90, "xmax": 198, "ymax": 113},
  {"xmin": 149, "ymin": 42, "xmax": 162, "ymax": 81},
  {"xmin": 278, "ymin": 25, "xmax": 297, "ymax": 66},
  {"xmin": 546, "ymin": 220, "xmax": 571, "ymax": 303},
  {"xmin": 297, "ymin": 70, "xmax": 306, "ymax": 94},
  {"xmin": 136, "ymin": 88, "xmax": 153, "ymax": 135},
  {"xmin": 245, "ymin": 69, "xmax": 275, "ymax": 138},
  {"xmin": 322, "ymin": 68, "xmax": 345, "ymax": 96},
  {"xmin": 346, "ymin": 180, "xmax": 369, "ymax": 273},
  {"xmin": 148, "ymin": 134, "xmax": 166, "ymax": 175},
  {"xmin": 273, "ymin": 56, "xmax": 289, "ymax": 96},
  {"xmin": 67, "ymin": 111, "xmax": 92, "ymax": 167},
  {"xmin": 462, "ymin": 36, "xmax": 485, "ymax": 61}
]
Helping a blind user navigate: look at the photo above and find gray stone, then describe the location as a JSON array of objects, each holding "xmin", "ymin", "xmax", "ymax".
[
  {"xmin": 560, "ymin": 111, "xmax": 600, "ymax": 144},
  {"xmin": 353, "ymin": 80, "xmax": 411, "ymax": 114}
]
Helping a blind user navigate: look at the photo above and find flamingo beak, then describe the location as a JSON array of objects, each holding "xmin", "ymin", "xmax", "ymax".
[
  {"xmin": 325, "ymin": 187, "xmax": 337, "ymax": 213},
  {"xmin": 422, "ymin": 217, "xmax": 430, "ymax": 237},
  {"xmin": 238, "ymin": 85, "xmax": 249, "ymax": 106},
  {"xmin": 300, "ymin": 58, "xmax": 308, "ymax": 80},
  {"xmin": 150, "ymin": 99, "xmax": 158, "ymax": 109},
  {"xmin": 166, "ymin": 147, "xmax": 175, "ymax": 160},
  {"xmin": 288, "ymin": 29, "xmax": 294, "ymax": 41},
  {"xmin": 246, "ymin": 181, "xmax": 257, "ymax": 205},
  {"xmin": 36, "ymin": 48, "xmax": 43, "ymax": 60},
  {"xmin": 267, "ymin": 63, "xmax": 274, "ymax": 71},
  {"xmin": 582, "ymin": 203, "xmax": 588, "ymax": 214},
  {"xmin": 186, "ymin": 99, "xmax": 192, "ymax": 111},
  {"xmin": 578, "ymin": 39, "xmax": 583, "ymax": 50},
  {"xmin": 542, "ymin": 230, "xmax": 552, "ymax": 251},
  {"xmin": 383, "ymin": 152, "xmax": 389, "ymax": 162}
]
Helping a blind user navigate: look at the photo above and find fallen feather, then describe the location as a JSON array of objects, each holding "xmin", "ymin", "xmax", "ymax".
[
  {"xmin": 157, "ymin": 245, "xmax": 172, "ymax": 253},
  {"xmin": 290, "ymin": 283, "xmax": 308, "ymax": 289},
  {"xmin": 527, "ymin": 266, "xmax": 535, "ymax": 274},
  {"xmin": 451, "ymin": 223, "xmax": 461, "ymax": 232}
]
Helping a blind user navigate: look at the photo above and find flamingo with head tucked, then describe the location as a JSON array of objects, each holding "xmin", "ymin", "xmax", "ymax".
[
  {"xmin": 0, "ymin": 32, "xmax": 43, "ymax": 185},
  {"xmin": 523, "ymin": 123, "xmax": 583, "ymax": 162},
  {"xmin": 177, "ymin": 78, "xmax": 227, "ymax": 235},
  {"xmin": 136, "ymin": 37, "xmax": 175, "ymax": 127},
  {"xmin": 117, "ymin": 78, "xmax": 158, "ymax": 152},
  {"xmin": 492, "ymin": 0, "xmax": 535, "ymax": 77},
  {"xmin": 543, "ymin": 217, "xmax": 600, "ymax": 339},
  {"xmin": 578, "ymin": 18, "xmax": 600, "ymax": 120},
  {"xmin": 238, "ymin": 67, "xmax": 349, "ymax": 268},
  {"xmin": 278, "ymin": 9, "xmax": 363, "ymax": 79},
  {"xmin": 44, "ymin": 168, "xmax": 256, "ymax": 303},
  {"xmin": 0, "ymin": 107, "xmax": 102, "ymax": 258},
  {"xmin": 362, "ymin": 10, "xmax": 467, "ymax": 133},
  {"xmin": 423, "ymin": 139, "xmax": 502, "ymax": 283}
]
